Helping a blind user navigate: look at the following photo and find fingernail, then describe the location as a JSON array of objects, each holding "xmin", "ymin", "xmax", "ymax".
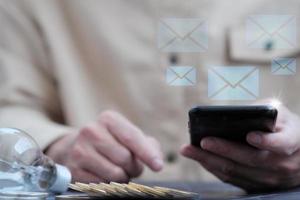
[
  {"xmin": 201, "ymin": 138, "xmax": 214, "ymax": 150},
  {"xmin": 249, "ymin": 133, "xmax": 261, "ymax": 144},
  {"xmin": 152, "ymin": 158, "xmax": 164, "ymax": 171}
]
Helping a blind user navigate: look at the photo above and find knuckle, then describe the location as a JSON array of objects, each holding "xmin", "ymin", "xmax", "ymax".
[
  {"xmin": 115, "ymin": 151, "xmax": 131, "ymax": 166},
  {"xmin": 80, "ymin": 124, "xmax": 97, "ymax": 139},
  {"xmin": 71, "ymin": 145, "xmax": 84, "ymax": 160},
  {"xmin": 122, "ymin": 133, "xmax": 134, "ymax": 144},
  {"xmin": 110, "ymin": 167, "xmax": 125, "ymax": 181},
  {"xmin": 98, "ymin": 110, "xmax": 118, "ymax": 125}
]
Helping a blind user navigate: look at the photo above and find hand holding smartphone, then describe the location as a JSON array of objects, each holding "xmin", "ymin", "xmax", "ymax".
[{"xmin": 188, "ymin": 105, "xmax": 278, "ymax": 146}]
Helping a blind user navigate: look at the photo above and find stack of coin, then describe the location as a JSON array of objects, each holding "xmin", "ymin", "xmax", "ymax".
[
  {"xmin": 0, "ymin": 191, "xmax": 48, "ymax": 200},
  {"xmin": 57, "ymin": 182, "xmax": 199, "ymax": 200}
]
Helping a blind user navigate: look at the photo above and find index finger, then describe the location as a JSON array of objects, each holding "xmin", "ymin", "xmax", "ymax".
[{"xmin": 98, "ymin": 111, "xmax": 164, "ymax": 171}]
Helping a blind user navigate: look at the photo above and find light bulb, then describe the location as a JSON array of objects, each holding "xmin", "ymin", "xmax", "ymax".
[{"xmin": 0, "ymin": 128, "xmax": 71, "ymax": 193}]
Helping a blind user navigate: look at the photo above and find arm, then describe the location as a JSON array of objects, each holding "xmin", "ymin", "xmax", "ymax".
[
  {"xmin": 0, "ymin": 1, "xmax": 164, "ymax": 183},
  {"xmin": 0, "ymin": 1, "xmax": 71, "ymax": 149}
]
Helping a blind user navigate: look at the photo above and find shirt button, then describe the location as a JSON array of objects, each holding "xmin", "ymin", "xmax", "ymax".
[
  {"xmin": 166, "ymin": 152, "xmax": 178, "ymax": 164},
  {"xmin": 169, "ymin": 53, "xmax": 179, "ymax": 65}
]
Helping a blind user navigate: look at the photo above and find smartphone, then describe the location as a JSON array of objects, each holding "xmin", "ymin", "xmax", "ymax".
[{"xmin": 188, "ymin": 105, "xmax": 278, "ymax": 146}]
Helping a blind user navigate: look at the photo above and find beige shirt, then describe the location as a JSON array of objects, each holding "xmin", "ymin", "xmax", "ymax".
[{"xmin": 0, "ymin": 0, "xmax": 300, "ymax": 181}]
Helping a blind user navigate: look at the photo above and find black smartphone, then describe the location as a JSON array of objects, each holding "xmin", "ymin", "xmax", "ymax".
[{"xmin": 188, "ymin": 105, "xmax": 278, "ymax": 146}]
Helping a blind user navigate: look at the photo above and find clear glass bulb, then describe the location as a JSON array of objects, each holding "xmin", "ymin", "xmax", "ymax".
[{"xmin": 0, "ymin": 128, "xmax": 71, "ymax": 193}]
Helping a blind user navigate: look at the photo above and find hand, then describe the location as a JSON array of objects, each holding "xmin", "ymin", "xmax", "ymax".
[
  {"xmin": 181, "ymin": 103, "xmax": 300, "ymax": 192},
  {"xmin": 45, "ymin": 110, "xmax": 163, "ymax": 183}
]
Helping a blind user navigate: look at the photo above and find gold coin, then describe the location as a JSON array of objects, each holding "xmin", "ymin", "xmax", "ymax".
[{"xmin": 128, "ymin": 182, "xmax": 169, "ymax": 197}]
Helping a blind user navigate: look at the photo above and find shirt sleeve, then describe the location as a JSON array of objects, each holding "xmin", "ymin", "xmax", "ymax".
[{"xmin": 0, "ymin": 1, "xmax": 72, "ymax": 149}]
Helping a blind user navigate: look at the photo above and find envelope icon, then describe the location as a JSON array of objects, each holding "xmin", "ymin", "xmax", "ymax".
[
  {"xmin": 158, "ymin": 18, "xmax": 208, "ymax": 52},
  {"xmin": 166, "ymin": 66, "xmax": 196, "ymax": 86},
  {"xmin": 272, "ymin": 58, "xmax": 296, "ymax": 75},
  {"xmin": 246, "ymin": 15, "xmax": 296, "ymax": 49},
  {"xmin": 208, "ymin": 66, "xmax": 259, "ymax": 100}
]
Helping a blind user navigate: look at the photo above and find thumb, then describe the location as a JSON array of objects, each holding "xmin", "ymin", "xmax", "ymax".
[{"xmin": 247, "ymin": 130, "xmax": 298, "ymax": 156}]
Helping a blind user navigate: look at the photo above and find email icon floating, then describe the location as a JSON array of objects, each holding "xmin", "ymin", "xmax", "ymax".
[
  {"xmin": 272, "ymin": 58, "xmax": 296, "ymax": 75},
  {"xmin": 166, "ymin": 66, "xmax": 196, "ymax": 86},
  {"xmin": 158, "ymin": 18, "xmax": 208, "ymax": 52},
  {"xmin": 246, "ymin": 15, "xmax": 297, "ymax": 49},
  {"xmin": 208, "ymin": 66, "xmax": 259, "ymax": 100}
]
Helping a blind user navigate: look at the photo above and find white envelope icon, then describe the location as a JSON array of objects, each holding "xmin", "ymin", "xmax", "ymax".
[
  {"xmin": 208, "ymin": 66, "xmax": 259, "ymax": 100},
  {"xmin": 246, "ymin": 15, "xmax": 297, "ymax": 49},
  {"xmin": 158, "ymin": 18, "xmax": 208, "ymax": 52},
  {"xmin": 166, "ymin": 66, "xmax": 196, "ymax": 86},
  {"xmin": 272, "ymin": 58, "xmax": 296, "ymax": 75}
]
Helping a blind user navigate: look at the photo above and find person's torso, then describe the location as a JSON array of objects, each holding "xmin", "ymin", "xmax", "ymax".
[{"xmin": 27, "ymin": 0, "xmax": 300, "ymax": 181}]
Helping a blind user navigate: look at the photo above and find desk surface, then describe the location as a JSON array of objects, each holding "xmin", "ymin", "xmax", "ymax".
[{"xmin": 48, "ymin": 181, "xmax": 300, "ymax": 200}]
